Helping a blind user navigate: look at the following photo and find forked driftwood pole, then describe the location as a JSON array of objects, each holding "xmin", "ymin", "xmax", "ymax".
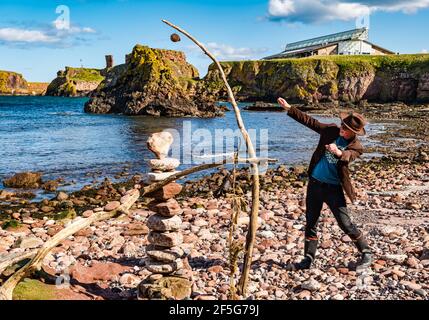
[{"xmin": 162, "ymin": 19, "xmax": 261, "ymax": 295}]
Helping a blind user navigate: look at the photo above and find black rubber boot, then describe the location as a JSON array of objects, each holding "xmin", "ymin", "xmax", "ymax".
[
  {"xmin": 353, "ymin": 234, "xmax": 373, "ymax": 271},
  {"xmin": 356, "ymin": 252, "xmax": 373, "ymax": 271},
  {"xmin": 285, "ymin": 239, "xmax": 317, "ymax": 271}
]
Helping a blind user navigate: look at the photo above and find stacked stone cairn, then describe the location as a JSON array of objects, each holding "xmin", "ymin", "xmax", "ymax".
[{"xmin": 138, "ymin": 132, "xmax": 192, "ymax": 300}]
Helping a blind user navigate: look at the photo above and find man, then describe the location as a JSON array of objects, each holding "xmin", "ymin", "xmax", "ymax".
[{"xmin": 278, "ymin": 97, "xmax": 372, "ymax": 271}]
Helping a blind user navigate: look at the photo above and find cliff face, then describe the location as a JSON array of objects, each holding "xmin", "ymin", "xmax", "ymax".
[
  {"xmin": 46, "ymin": 67, "xmax": 105, "ymax": 97},
  {"xmin": 203, "ymin": 54, "xmax": 429, "ymax": 104},
  {"xmin": 0, "ymin": 71, "xmax": 48, "ymax": 95},
  {"xmin": 0, "ymin": 71, "xmax": 29, "ymax": 95},
  {"xmin": 84, "ymin": 45, "xmax": 223, "ymax": 117}
]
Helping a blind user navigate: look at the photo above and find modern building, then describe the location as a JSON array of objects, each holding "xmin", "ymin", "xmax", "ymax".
[{"xmin": 264, "ymin": 28, "xmax": 394, "ymax": 60}]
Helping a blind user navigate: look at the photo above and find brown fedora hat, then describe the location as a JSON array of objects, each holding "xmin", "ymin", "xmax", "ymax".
[{"xmin": 339, "ymin": 111, "xmax": 367, "ymax": 136}]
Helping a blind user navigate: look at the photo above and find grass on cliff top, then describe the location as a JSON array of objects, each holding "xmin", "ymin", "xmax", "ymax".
[
  {"xmin": 65, "ymin": 67, "xmax": 104, "ymax": 83},
  {"xmin": 217, "ymin": 54, "xmax": 429, "ymax": 75}
]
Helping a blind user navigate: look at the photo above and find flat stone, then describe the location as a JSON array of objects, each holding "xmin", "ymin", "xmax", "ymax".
[
  {"xmin": 18, "ymin": 236, "xmax": 44, "ymax": 249},
  {"xmin": 151, "ymin": 183, "xmax": 183, "ymax": 201},
  {"xmin": 70, "ymin": 261, "xmax": 131, "ymax": 284},
  {"xmin": 148, "ymin": 158, "xmax": 180, "ymax": 172},
  {"xmin": 121, "ymin": 223, "xmax": 149, "ymax": 236},
  {"xmin": 143, "ymin": 171, "xmax": 180, "ymax": 183},
  {"xmin": 154, "ymin": 198, "xmax": 183, "ymax": 217},
  {"xmin": 148, "ymin": 231, "xmax": 183, "ymax": 248},
  {"xmin": 147, "ymin": 214, "xmax": 182, "ymax": 232},
  {"xmin": 104, "ymin": 201, "xmax": 120, "ymax": 212},
  {"xmin": 146, "ymin": 245, "xmax": 184, "ymax": 263},
  {"xmin": 145, "ymin": 258, "xmax": 183, "ymax": 274},
  {"xmin": 147, "ymin": 132, "xmax": 174, "ymax": 160}
]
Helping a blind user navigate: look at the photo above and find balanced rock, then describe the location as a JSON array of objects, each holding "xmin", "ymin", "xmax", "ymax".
[
  {"xmin": 151, "ymin": 183, "xmax": 183, "ymax": 201},
  {"xmin": 146, "ymin": 245, "xmax": 184, "ymax": 263},
  {"xmin": 147, "ymin": 132, "xmax": 173, "ymax": 160},
  {"xmin": 153, "ymin": 198, "xmax": 183, "ymax": 217},
  {"xmin": 145, "ymin": 258, "xmax": 183, "ymax": 274},
  {"xmin": 148, "ymin": 231, "xmax": 183, "ymax": 247},
  {"xmin": 147, "ymin": 214, "xmax": 182, "ymax": 232},
  {"xmin": 148, "ymin": 158, "xmax": 180, "ymax": 172}
]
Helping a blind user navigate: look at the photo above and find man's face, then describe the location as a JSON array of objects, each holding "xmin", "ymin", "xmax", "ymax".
[{"xmin": 340, "ymin": 123, "xmax": 356, "ymax": 140}]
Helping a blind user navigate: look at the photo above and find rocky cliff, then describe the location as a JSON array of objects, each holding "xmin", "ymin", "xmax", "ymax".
[
  {"xmin": 46, "ymin": 67, "xmax": 105, "ymax": 97},
  {"xmin": 203, "ymin": 54, "xmax": 429, "ymax": 104},
  {"xmin": 84, "ymin": 45, "xmax": 223, "ymax": 117},
  {"xmin": 0, "ymin": 71, "xmax": 29, "ymax": 95},
  {"xmin": 0, "ymin": 71, "xmax": 48, "ymax": 95}
]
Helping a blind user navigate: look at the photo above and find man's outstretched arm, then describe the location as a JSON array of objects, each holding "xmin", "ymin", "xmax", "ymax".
[{"xmin": 278, "ymin": 97, "xmax": 329, "ymax": 134}]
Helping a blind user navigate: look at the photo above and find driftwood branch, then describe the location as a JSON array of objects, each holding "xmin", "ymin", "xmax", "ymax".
[
  {"xmin": 0, "ymin": 189, "xmax": 140, "ymax": 300},
  {"xmin": 0, "ymin": 250, "xmax": 37, "ymax": 275},
  {"xmin": 162, "ymin": 19, "xmax": 261, "ymax": 296}
]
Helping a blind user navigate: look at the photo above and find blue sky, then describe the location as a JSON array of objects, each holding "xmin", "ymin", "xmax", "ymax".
[{"xmin": 0, "ymin": 0, "xmax": 428, "ymax": 82}]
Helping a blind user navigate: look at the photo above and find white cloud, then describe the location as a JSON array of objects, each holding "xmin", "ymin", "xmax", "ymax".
[
  {"xmin": 204, "ymin": 42, "xmax": 268, "ymax": 60},
  {"xmin": 0, "ymin": 23, "xmax": 98, "ymax": 48},
  {"xmin": 422, "ymin": 49, "xmax": 428, "ymax": 53},
  {"xmin": 0, "ymin": 27, "xmax": 59, "ymax": 43},
  {"xmin": 268, "ymin": 0, "xmax": 429, "ymax": 23}
]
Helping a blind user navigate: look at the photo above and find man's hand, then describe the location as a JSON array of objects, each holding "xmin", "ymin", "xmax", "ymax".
[
  {"xmin": 277, "ymin": 97, "xmax": 291, "ymax": 111},
  {"xmin": 325, "ymin": 144, "xmax": 343, "ymax": 157}
]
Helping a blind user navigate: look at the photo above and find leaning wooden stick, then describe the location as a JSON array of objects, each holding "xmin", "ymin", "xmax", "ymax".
[{"xmin": 162, "ymin": 19, "xmax": 261, "ymax": 295}]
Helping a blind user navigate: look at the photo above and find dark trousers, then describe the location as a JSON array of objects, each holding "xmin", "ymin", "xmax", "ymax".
[{"xmin": 304, "ymin": 177, "xmax": 370, "ymax": 261}]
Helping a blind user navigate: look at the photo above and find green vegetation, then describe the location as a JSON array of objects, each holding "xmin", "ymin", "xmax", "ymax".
[
  {"xmin": 1, "ymin": 219, "xmax": 21, "ymax": 230},
  {"xmin": 13, "ymin": 279, "xmax": 56, "ymax": 300},
  {"xmin": 46, "ymin": 67, "xmax": 105, "ymax": 96},
  {"xmin": 65, "ymin": 67, "xmax": 104, "ymax": 83},
  {"xmin": 0, "ymin": 70, "xmax": 28, "ymax": 94},
  {"xmin": 53, "ymin": 208, "xmax": 77, "ymax": 221}
]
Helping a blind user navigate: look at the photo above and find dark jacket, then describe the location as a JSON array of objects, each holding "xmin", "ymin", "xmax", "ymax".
[{"xmin": 287, "ymin": 106, "xmax": 363, "ymax": 203}]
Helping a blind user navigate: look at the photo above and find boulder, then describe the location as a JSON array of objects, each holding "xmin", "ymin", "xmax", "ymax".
[
  {"xmin": 3, "ymin": 172, "xmax": 43, "ymax": 189},
  {"xmin": 138, "ymin": 276, "xmax": 192, "ymax": 300}
]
